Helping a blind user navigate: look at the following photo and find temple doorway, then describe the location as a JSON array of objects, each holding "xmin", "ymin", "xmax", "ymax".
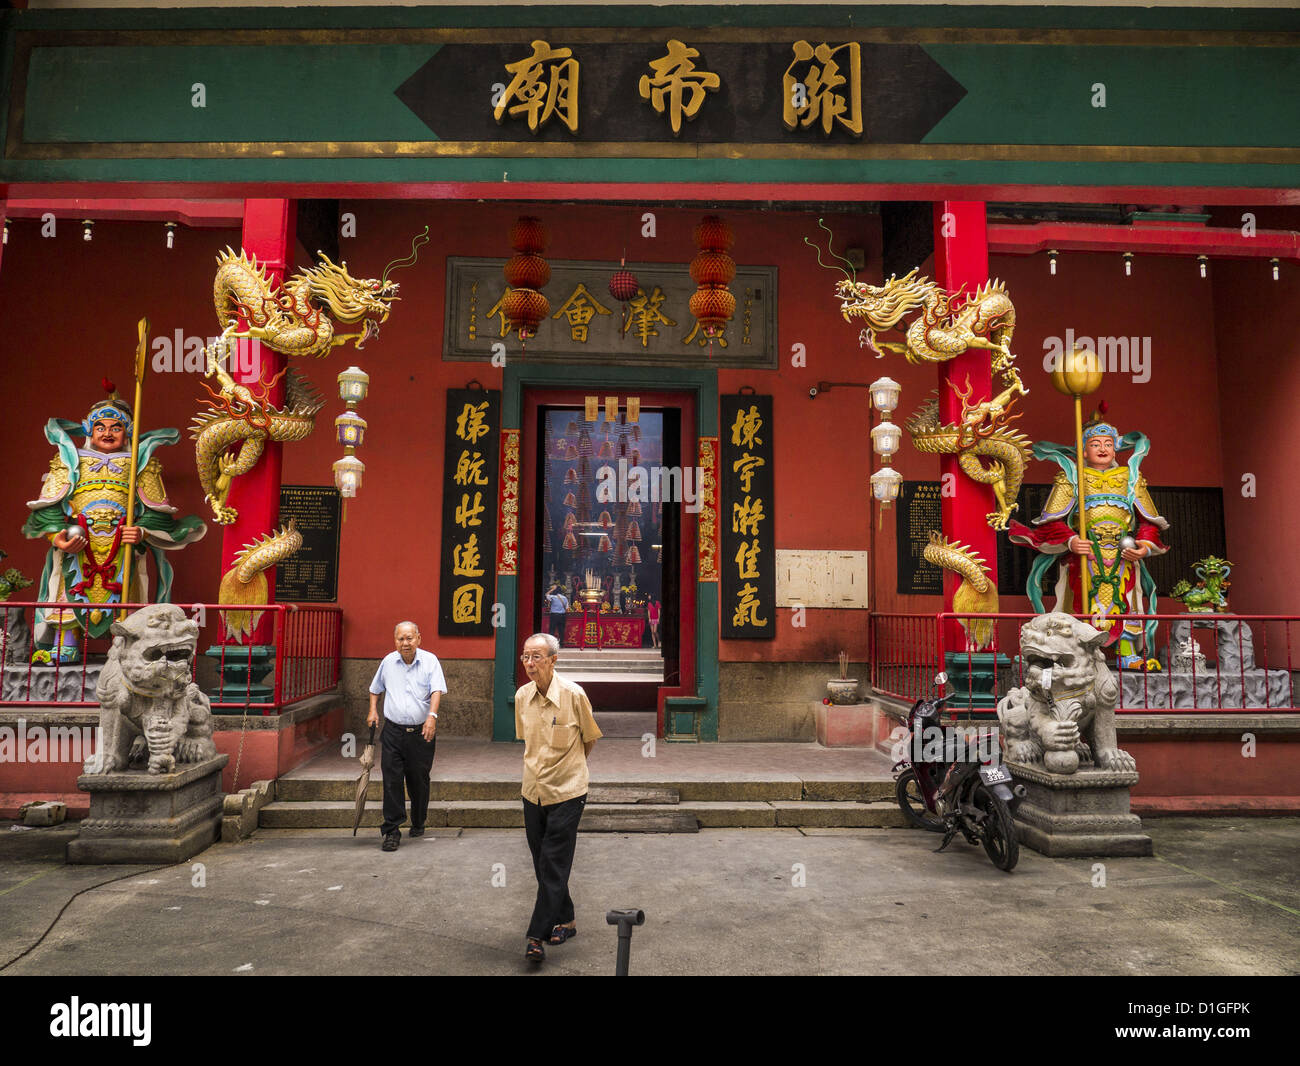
[{"xmin": 519, "ymin": 387, "xmax": 696, "ymax": 732}]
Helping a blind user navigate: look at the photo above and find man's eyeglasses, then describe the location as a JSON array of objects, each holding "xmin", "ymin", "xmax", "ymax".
[{"xmin": 520, "ymin": 653, "xmax": 554, "ymax": 663}]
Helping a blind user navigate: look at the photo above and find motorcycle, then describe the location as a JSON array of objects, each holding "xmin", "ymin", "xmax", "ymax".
[{"xmin": 892, "ymin": 672, "xmax": 1026, "ymax": 873}]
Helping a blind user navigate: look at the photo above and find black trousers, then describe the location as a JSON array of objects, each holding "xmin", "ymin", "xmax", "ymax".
[
  {"xmin": 550, "ymin": 612, "xmax": 567, "ymax": 643},
  {"xmin": 380, "ymin": 723, "xmax": 436, "ymax": 837},
  {"xmin": 522, "ymin": 793, "xmax": 586, "ymax": 940}
]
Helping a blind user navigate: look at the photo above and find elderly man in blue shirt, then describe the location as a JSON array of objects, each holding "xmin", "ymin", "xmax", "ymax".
[{"xmin": 367, "ymin": 621, "xmax": 447, "ymax": 852}]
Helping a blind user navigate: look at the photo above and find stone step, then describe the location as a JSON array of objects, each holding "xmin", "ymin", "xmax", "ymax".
[
  {"xmin": 273, "ymin": 776, "xmax": 895, "ymax": 804},
  {"xmin": 593, "ymin": 711, "xmax": 657, "ymax": 738},
  {"xmin": 258, "ymin": 799, "xmax": 905, "ymax": 831}
]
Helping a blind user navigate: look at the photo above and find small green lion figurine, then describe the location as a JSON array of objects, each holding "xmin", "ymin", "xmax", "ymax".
[
  {"xmin": 0, "ymin": 549, "xmax": 34, "ymax": 602},
  {"xmin": 1168, "ymin": 556, "xmax": 1232, "ymax": 614}
]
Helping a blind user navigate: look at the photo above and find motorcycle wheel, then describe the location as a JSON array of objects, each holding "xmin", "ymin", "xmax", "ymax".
[
  {"xmin": 973, "ymin": 785, "xmax": 1019, "ymax": 872},
  {"xmin": 895, "ymin": 768, "xmax": 944, "ymax": 832}
]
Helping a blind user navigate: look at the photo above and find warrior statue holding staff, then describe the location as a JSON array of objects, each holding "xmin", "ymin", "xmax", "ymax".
[
  {"xmin": 1007, "ymin": 406, "xmax": 1169, "ymax": 671},
  {"xmin": 23, "ymin": 380, "xmax": 206, "ymax": 663}
]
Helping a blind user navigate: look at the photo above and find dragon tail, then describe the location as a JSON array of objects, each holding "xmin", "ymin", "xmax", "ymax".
[
  {"xmin": 922, "ymin": 532, "xmax": 999, "ymax": 651},
  {"xmin": 218, "ymin": 520, "xmax": 304, "ymax": 641}
]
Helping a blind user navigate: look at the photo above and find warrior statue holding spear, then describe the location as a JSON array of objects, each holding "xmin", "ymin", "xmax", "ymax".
[{"xmin": 23, "ymin": 320, "xmax": 207, "ymax": 663}]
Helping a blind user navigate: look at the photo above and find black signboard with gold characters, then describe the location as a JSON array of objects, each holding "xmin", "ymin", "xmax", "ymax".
[
  {"xmin": 720, "ymin": 394, "xmax": 775, "ymax": 640},
  {"xmin": 276, "ymin": 485, "xmax": 341, "ymax": 603},
  {"xmin": 439, "ymin": 389, "xmax": 501, "ymax": 637}
]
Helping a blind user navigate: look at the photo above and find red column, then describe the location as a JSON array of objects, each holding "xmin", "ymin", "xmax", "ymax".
[
  {"xmin": 933, "ymin": 202, "xmax": 998, "ymax": 640},
  {"xmin": 220, "ymin": 199, "xmax": 295, "ymax": 635}
]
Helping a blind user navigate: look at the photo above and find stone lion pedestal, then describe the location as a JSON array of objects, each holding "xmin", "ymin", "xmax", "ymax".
[
  {"xmin": 1008, "ymin": 762, "xmax": 1152, "ymax": 857},
  {"xmin": 67, "ymin": 754, "xmax": 228, "ymax": 864}
]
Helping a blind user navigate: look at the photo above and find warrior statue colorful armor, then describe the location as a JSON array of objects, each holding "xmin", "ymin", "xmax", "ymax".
[
  {"xmin": 22, "ymin": 385, "xmax": 207, "ymax": 663},
  {"xmin": 1006, "ymin": 413, "xmax": 1168, "ymax": 670}
]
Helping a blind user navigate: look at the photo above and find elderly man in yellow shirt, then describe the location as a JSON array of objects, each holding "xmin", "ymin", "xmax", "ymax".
[{"xmin": 515, "ymin": 631, "xmax": 602, "ymax": 964}]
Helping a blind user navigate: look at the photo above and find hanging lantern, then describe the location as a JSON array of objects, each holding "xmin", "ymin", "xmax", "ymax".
[
  {"xmin": 564, "ymin": 467, "xmax": 578, "ymax": 484},
  {"xmin": 337, "ymin": 366, "xmax": 370, "ymax": 404},
  {"xmin": 870, "ymin": 420, "xmax": 903, "ymax": 462},
  {"xmin": 689, "ymin": 215, "xmax": 736, "ymax": 344},
  {"xmin": 566, "ymin": 445, "xmax": 579, "ymax": 460},
  {"xmin": 598, "ymin": 440, "xmax": 612, "ymax": 459},
  {"xmin": 334, "ymin": 410, "xmax": 368, "ymax": 449},
  {"xmin": 563, "ymin": 531, "xmax": 578, "ymax": 550},
  {"xmin": 693, "ymin": 215, "xmax": 734, "ymax": 251},
  {"xmin": 626, "ymin": 500, "xmax": 642, "ymax": 517},
  {"xmin": 501, "ymin": 286, "xmax": 549, "ymax": 340},
  {"xmin": 503, "ymin": 215, "xmax": 550, "ymax": 340},
  {"xmin": 688, "ymin": 286, "xmax": 737, "ymax": 333},
  {"xmin": 625, "ymin": 544, "xmax": 642, "ymax": 565},
  {"xmin": 599, "ymin": 510, "xmax": 613, "ymax": 528},
  {"xmin": 504, "ymin": 252, "xmax": 550, "ymax": 290},
  {"xmin": 870, "ymin": 467, "xmax": 904, "ymax": 528},
  {"xmin": 869, "ymin": 376, "xmax": 902, "ymax": 416},
  {"xmin": 689, "ymin": 249, "xmax": 736, "ymax": 287},
  {"xmin": 598, "ymin": 535, "xmax": 612, "ymax": 553},
  {"xmin": 510, "ymin": 215, "xmax": 548, "ymax": 254},
  {"xmin": 628, "ymin": 521, "xmax": 642, "ymax": 541},
  {"xmin": 333, "ymin": 455, "xmax": 366, "ymax": 498},
  {"xmin": 564, "ymin": 512, "xmax": 577, "ymax": 529},
  {"xmin": 563, "ymin": 492, "xmax": 577, "ymax": 508}
]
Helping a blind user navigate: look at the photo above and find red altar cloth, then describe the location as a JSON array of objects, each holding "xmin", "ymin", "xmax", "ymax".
[{"xmin": 563, "ymin": 613, "xmax": 646, "ymax": 649}]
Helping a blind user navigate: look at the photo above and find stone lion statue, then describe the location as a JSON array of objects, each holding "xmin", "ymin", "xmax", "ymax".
[
  {"xmin": 84, "ymin": 603, "xmax": 217, "ymax": 775},
  {"xmin": 996, "ymin": 612, "xmax": 1134, "ymax": 775}
]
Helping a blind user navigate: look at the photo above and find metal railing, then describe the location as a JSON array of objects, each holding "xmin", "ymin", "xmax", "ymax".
[
  {"xmin": 0, "ymin": 601, "xmax": 342, "ymax": 713},
  {"xmin": 870, "ymin": 611, "xmax": 1299, "ymax": 713}
]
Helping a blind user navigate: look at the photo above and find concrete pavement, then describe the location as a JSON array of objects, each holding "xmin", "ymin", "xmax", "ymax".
[{"xmin": 1, "ymin": 818, "xmax": 1296, "ymax": 976}]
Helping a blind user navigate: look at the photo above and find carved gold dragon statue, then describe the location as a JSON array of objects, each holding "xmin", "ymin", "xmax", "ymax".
[
  {"xmin": 835, "ymin": 267, "xmax": 1017, "ymax": 377},
  {"xmin": 809, "ymin": 222, "xmax": 1035, "ymax": 637},
  {"xmin": 905, "ymin": 376, "xmax": 1033, "ymax": 531},
  {"xmin": 195, "ymin": 236, "xmax": 422, "ymax": 639}
]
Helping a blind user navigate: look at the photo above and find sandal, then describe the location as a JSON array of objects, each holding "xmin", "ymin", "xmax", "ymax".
[
  {"xmin": 525, "ymin": 937, "xmax": 545, "ymax": 963},
  {"xmin": 549, "ymin": 924, "xmax": 577, "ymax": 945}
]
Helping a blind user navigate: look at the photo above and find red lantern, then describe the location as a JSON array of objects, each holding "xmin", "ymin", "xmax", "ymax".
[
  {"xmin": 609, "ymin": 267, "xmax": 639, "ymax": 303},
  {"xmin": 694, "ymin": 214, "xmax": 734, "ymax": 252},
  {"xmin": 690, "ymin": 215, "xmax": 736, "ymax": 345},
  {"xmin": 510, "ymin": 215, "xmax": 548, "ymax": 254},
  {"xmin": 501, "ymin": 287, "xmax": 549, "ymax": 338},
  {"xmin": 689, "ymin": 286, "xmax": 736, "ymax": 333},
  {"xmin": 504, "ymin": 253, "xmax": 551, "ymax": 290},
  {"xmin": 690, "ymin": 249, "xmax": 736, "ymax": 286}
]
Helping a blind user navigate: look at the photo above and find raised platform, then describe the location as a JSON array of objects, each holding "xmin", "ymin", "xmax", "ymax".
[
  {"xmin": 67, "ymin": 753, "xmax": 228, "ymax": 864},
  {"xmin": 259, "ymin": 737, "xmax": 902, "ymax": 830},
  {"xmin": 0, "ymin": 692, "xmax": 343, "ymax": 819}
]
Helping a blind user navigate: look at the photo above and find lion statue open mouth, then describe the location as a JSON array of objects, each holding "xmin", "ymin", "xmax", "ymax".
[
  {"xmin": 85, "ymin": 604, "xmax": 217, "ymax": 776},
  {"xmin": 996, "ymin": 612, "xmax": 1134, "ymax": 776}
]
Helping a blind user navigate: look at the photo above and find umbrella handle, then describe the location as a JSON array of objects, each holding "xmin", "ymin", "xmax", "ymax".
[{"xmin": 368, "ymin": 723, "xmax": 376, "ymax": 746}]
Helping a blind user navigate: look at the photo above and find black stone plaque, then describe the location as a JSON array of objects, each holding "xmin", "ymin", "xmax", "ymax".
[
  {"xmin": 276, "ymin": 485, "xmax": 341, "ymax": 603},
  {"xmin": 720, "ymin": 394, "xmax": 775, "ymax": 639},
  {"xmin": 896, "ymin": 480, "xmax": 943, "ymax": 596},
  {"xmin": 439, "ymin": 389, "xmax": 501, "ymax": 636}
]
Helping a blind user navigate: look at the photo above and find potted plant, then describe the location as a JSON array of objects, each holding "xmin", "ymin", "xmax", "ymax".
[{"xmin": 825, "ymin": 651, "xmax": 859, "ymax": 704}]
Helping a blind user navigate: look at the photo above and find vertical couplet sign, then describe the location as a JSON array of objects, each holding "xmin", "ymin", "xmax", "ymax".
[
  {"xmin": 439, "ymin": 389, "xmax": 501, "ymax": 636},
  {"xmin": 720, "ymin": 395, "xmax": 774, "ymax": 639}
]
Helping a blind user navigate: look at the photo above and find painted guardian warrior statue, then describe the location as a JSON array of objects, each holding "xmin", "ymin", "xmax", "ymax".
[
  {"xmin": 1007, "ymin": 409, "xmax": 1168, "ymax": 670},
  {"xmin": 23, "ymin": 382, "xmax": 206, "ymax": 663}
]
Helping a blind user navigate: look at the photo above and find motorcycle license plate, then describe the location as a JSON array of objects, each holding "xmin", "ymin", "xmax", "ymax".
[{"xmin": 980, "ymin": 765, "xmax": 1011, "ymax": 785}]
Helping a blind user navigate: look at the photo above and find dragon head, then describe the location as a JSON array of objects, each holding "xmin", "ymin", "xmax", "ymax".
[
  {"xmin": 834, "ymin": 269, "xmax": 937, "ymax": 327},
  {"xmin": 300, "ymin": 254, "xmax": 399, "ymax": 348}
]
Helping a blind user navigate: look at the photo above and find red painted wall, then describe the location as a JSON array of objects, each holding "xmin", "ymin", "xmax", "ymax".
[
  {"xmin": 1210, "ymin": 207, "xmax": 1300, "ymax": 617},
  {"xmin": 0, "ymin": 203, "xmax": 1268, "ymax": 670}
]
